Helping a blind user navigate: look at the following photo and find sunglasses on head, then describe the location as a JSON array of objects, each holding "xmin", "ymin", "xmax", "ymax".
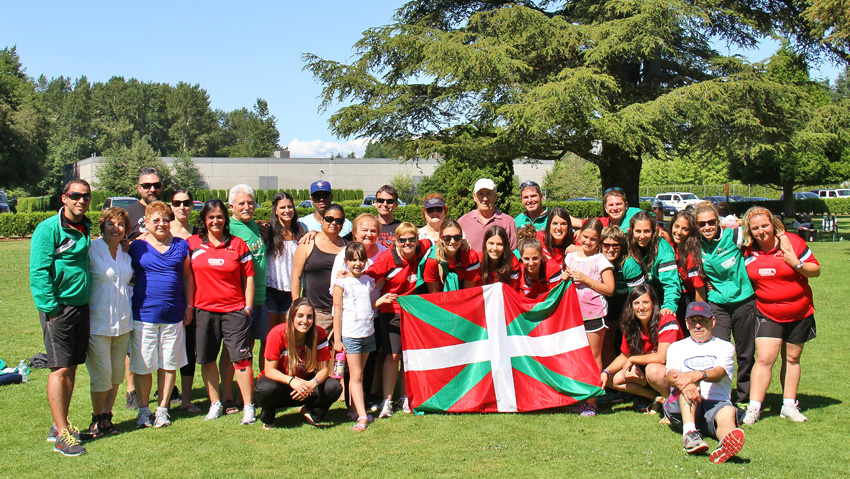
[
  {"xmin": 323, "ymin": 216, "xmax": 345, "ymax": 225},
  {"xmin": 66, "ymin": 192, "xmax": 92, "ymax": 201},
  {"xmin": 375, "ymin": 198, "xmax": 397, "ymax": 205},
  {"xmin": 441, "ymin": 234, "xmax": 463, "ymax": 243},
  {"xmin": 172, "ymin": 200, "xmax": 192, "ymax": 207},
  {"xmin": 520, "ymin": 181, "xmax": 539, "ymax": 189},
  {"xmin": 396, "ymin": 236, "xmax": 417, "ymax": 245},
  {"xmin": 139, "ymin": 182, "xmax": 162, "ymax": 190},
  {"xmin": 604, "ymin": 186, "xmax": 624, "ymax": 195},
  {"xmin": 697, "ymin": 219, "xmax": 717, "ymax": 227}
]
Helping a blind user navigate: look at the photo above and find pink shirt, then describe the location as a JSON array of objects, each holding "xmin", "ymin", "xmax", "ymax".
[
  {"xmin": 457, "ymin": 209, "xmax": 518, "ymax": 257},
  {"xmin": 564, "ymin": 252, "xmax": 613, "ymax": 320}
]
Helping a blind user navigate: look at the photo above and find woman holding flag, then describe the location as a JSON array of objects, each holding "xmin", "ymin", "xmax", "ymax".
[{"xmin": 422, "ymin": 220, "xmax": 482, "ymax": 293}]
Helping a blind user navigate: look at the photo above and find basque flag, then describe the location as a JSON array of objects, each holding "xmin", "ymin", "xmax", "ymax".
[{"xmin": 398, "ymin": 280, "xmax": 604, "ymax": 413}]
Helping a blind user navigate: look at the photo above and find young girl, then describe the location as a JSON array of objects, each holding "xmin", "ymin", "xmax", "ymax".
[
  {"xmin": 601, "ymin": 285, "xmax": 682, "ymax": 414},
  {"xmin": 332, "ymin": 243, "xmax": 395, "ymax": 431},
  {"xmin": 516, "ymin": 225, "xmax": 563, "ymax": 299},
  {"xmin": 622, "ymin": 211, "xmax": 682, "ymax": 316},
  {"xmin": 563, "ymin": 218, "xmax": 615, "ymax": 417},
  {"xmin": 480, "ymin": 225, "xmax": 521, "ymax": 289},
  {"xmin": 668, "ymin": 210, "xmax": 706, "ymax": 331},
  {"xmin": 422, "ymin": 220, "xmax": 482, "ymax": 293}
]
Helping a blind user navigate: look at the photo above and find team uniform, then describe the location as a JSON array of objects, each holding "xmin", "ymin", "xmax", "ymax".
[
  {"xmin": 253, "ymin": 326, "xmax": 342, "ymax": 425},
  {"xmin": 230, "ymin": 219, "xmax": 268, "ymax": 341},
  {"xmin": 187, "ymin": 235, "xmax": 255, "ymax": 365},
  {"xmin": 422, "ymin": 248, "xmax": 482, "ymax": 292},
  {"xmin": 515, "ymin": 208, "xmax": 550, "ymax": 232},
  {"xmin": 743, "ymin": 232, "xmax": 818, "ymax": 343},
  {"xmin": 538, "ymin": 230, "xmax": 569, "ymax": 266},
  {"xmin": 622, "ymin": 239, "xmax": 682, "ymax": 312},
  {"xmin": 518, "ymin": 258, "xmax": 563, "ymax": 299},
  {"xmin": 482, "ymin": 255, "xmax": 522, "ymax": 290},
  {"xmin": 621, "ymin": 314, "xmax": 684, "ymax": 356}
]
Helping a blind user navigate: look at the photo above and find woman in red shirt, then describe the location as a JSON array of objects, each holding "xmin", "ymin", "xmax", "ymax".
[
  {"xmin": 254, "ymin": 298, "xmax": 341, "ymax": 429},
  {"xmin": 539, "ymin": 207, "xmax": 575, "ymax": 266},
  {"xmin": 480, "ymin": 225, "xmax": 521, "ymax": 289},
  {"xmin": 516, "ymin": 225, "xmax": 563, "ymax": 299},
  {"xmin": 741, "ymin": 207, "xmax": 820, "ymax": 425},
  {"xmin": 423, "ymin": 220, "xmax": 482, "ymax": 293}
]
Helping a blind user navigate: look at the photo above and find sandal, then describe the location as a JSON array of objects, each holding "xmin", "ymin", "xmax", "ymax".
[
  {"xmin": 352, "ymin": 415, "xmax": 372, "ymax": 432},
  {"xmin": 223, "ymin": 399, "xmax": 239, "ymax": 415},
  {"xmin": 642, "ymin": 397, "xmax": 664, "ymax": 415}
]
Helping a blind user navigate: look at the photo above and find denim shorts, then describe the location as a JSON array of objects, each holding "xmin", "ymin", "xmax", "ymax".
[
  {"xmin": 265, "ymin": 287, "xmax": 292, "ymax": 315},
  {"xmin": 341, "ymin": 334, "xmax": 376, "ymax": 354}
]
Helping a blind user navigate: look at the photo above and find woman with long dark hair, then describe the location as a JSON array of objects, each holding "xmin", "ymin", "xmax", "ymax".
[
  {"xmin": 480, "ymin": 225, "xmax": 521, "ymax": 289},
  {"xmin": 422, "ymin": 219, "xmax": 481, "ymax": 293},
  {"xmin": 538, "ymin": 207, "xmax": 575, "ymax": 266},
  {"xmin": 516, "ymin": 225, "xmax": 563, "ymax": 299},
  {"xmin": 622, "ymin": 211, "xmax": 682, "ymax": 316},
  {"xmin": 264, "ymin": 192, "xmax": 305, "ymax": 329}
]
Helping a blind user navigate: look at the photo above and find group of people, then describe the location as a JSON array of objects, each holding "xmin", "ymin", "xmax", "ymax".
[{"xmin": 30, "ymin": 171, "xmax": 820, "ymax": 464}]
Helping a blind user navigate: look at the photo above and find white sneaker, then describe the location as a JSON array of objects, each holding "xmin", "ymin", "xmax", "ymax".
[
  {"xmin": 154, "ymin": 407, "xmax": 171, "ymax": 428},
  {"xmin": 205, "ymin": 401, "xmax": 223, "ymax": 421},
  {"xmin": 241, "ymin": 404, "xmax": 256, "ymax": 425},
  {"xmin": 379, "ymin": 399, "xmax": 394, "ymax": 419},
  {"xmin": 398, "ymin": 395, "xmax": 412, "ymax": 414},
  {"xmin": 742, "ymin": 407, "xmax": 760, "ymax": 426},
  {"xmin": 136, "ymin": 407, "xmax": 152, "ymax": 428},
  {"xmin": 780, "ymin": 401, "xmax": 808, "ymax": 422}
]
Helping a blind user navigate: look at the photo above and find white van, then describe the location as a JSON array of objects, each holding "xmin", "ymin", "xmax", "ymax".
[
  {"xmin": 655, "ymin": 192, "xmax": 702, "ymax": 212},
  {"xmin": 811, "ymin": 189, "xmax": 850, "ymax": 199}
]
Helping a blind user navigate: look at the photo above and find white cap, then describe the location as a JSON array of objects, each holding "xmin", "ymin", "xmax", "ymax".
[{"xmin": 473, "ymin": 178, "xmax": 497, "ymax": 194}]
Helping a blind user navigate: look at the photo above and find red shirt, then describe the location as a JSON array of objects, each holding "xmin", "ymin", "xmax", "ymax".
[
  {"xmin": 538, "ymin": 230, "xmax": 568, "ymax": 267},
  {"xmin": 743, "ymin": 232, "xmax": 817, "ymax": 322},
  {"xmin": 423, "ymin": 248, "xmax": 482, "ymax": 290},
  {"xmin": 187, "ymin": 235, "xmax": 254, "ymax": 313},
  {"xmin": 364, "ymin": 239, "xmax": 431, "ymax": 313},
  {"xmin": 620, "ymin": 314, "xmax": 684, "ymax": 355},
  {"xmin": 675, "ymin": 249, "xmax": 705, "ymax": 295},
  {"xmin": 518, "ymin": 258, "xmax": 563, "ymax": 299},
  {"xmin": 262, "ymin": 324, "xmax": 330, "ymax": 379},
  {"xmin": 482, "ymin": 255, "xmax": 521, "ymax": 290}
]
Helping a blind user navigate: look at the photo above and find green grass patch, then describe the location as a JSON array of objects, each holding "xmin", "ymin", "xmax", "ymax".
[{"xmin": 1, "ymin": 240, "xmax": 849, "ymax": 478}]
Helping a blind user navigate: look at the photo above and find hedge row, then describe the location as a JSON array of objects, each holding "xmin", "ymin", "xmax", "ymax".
[
  {"xmin": 16, "ymin": 196, "xmax": 54, "ymax": 213},
  {"xmin": 727, "ymin": 198, "xmax": 831, "ymax": 216}
]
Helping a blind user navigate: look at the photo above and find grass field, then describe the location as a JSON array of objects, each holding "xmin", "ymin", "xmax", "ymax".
[{"xmin": 1, "ymin": 239, "xmax": 849, "ymax": 478}]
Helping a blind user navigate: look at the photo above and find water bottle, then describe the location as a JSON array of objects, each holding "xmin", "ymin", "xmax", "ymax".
[
  {"xmin": 332, "ymin": 352, "xmax": 346, "ymax": 379},
  {"xmin": 17, "ymin": 360, "xmax": 29, "ymax": 383}
]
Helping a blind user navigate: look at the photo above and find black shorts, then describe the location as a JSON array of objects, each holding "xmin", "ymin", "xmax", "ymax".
[
  {"xmin": 377, "ymin": 312, "xmax": 402, "ymax": 355},
  {"xmin": 195, "ymin": 308, "xmax": 252, "ymax": 365},
  {"xmin": 755, "ymin": 313, "xmax": 817, "ymax": 344},
  {"xmin": 40, "ymin": 304, "xmax": 90, "ymax": 368},
  {"xmin": 583, "ymin": 317, "xmax": 608, "ymax": 333}
]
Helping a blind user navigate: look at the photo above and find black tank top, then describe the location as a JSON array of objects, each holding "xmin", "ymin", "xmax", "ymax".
[{"xmin": 302, "ymin": 243, "xmax": 339, "ymax": 309}]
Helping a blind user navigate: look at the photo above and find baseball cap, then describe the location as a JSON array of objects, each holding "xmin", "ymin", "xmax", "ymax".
[
  {"xmin": 652, "ymin": 200, "xmax": 663, "ymax": 208},
  {"xmin": 310, "ymin": 180, "xmax": 332, "ymax": 195},
  {"xmin": 685, "ymin": 301, "xmax": 712, "ymax": 319},
  {"xmin": 423, "ymin": 197, "xmax": 445, "ymax": 209},
  {"xmin": 473, "ymin": 178, "xmax": 496, "ymax": 194}
]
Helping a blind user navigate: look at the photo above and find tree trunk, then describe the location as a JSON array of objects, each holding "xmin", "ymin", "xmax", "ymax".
[
  {"xmin": 598, "ymin": 144, "xmax": 642, "ymax": 206},
  {"xmin": 782, "ymin": 183, "xmax": 796, "ymax": 217}
]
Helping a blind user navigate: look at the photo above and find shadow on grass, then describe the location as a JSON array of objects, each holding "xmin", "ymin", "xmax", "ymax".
[{"xmin": 759, "ymin": 392, "xmax": 841, "ymax": 415}]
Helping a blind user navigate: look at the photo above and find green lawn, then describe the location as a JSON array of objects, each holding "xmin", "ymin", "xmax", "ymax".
[{"xmin": 1, "ymin": 239, "xmax": 848, "ymax": 478}]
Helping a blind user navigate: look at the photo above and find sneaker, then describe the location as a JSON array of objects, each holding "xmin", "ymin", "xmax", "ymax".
[
  {"xmin": 397, "ymin": 396, "xmax": 412, "ymax": 414},
  {"xmin": 579, "ymin": 403, "xmax": 598, "ymax": 417},
  {"xmin": 125, "ymin": 390, "xmax": 139, "ymax": 410},
  {"xmin": 170, "ymin": 387, "xmax": 181, "ymax": 405},
  {"xmin": 379, "ymin": 399, "xmax": 394, "ymax": 419},
  {"xmin": 48, "ymin": 424, "xmax": 92, "ymax": 443},
  {"xmin": 262, "ymin": 422, "xmax": 276, "ymax": 430},
  {"xmin": 241, "ymin": 404, "xmax": 257, "ymax": 425},
  {"xmin": 683, "ymin": 431, "xmax": 709, "ymax": 454},
  {"xmin": 205, "ymin": 401, "xmax": 223, "ymax": 421},
  {"xmin": 136, "ymin": 408, "xmax": 153, "ymax": 428},
  {"xmin": 709, "ymin": 428, "xmax": 745, "ymax": 464},
  {"xmin": 53, "ymin": 428, "xmax": 86, "ymax": 456},
  {"xmin": 742, "ymin": 407, "xmax": 761, "ymax": 426},
  {"xmin": 780, "ymin": 401, "xmax": 808, "ymax": 422},
  {"xmin": 154, "ymin": 407, "xmax": 171, "ymax": 428}
]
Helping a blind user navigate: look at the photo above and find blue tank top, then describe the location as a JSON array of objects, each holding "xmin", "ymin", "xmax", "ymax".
[{"xmin": 129, "ymin": 238, "xmax": 190, "ymax": 324}]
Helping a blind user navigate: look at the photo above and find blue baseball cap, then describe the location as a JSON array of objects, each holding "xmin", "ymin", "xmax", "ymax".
[
  {"xmin": 685, "ymin": 301, "xmax": 712, "ymax": 319},
  {"xmin": 310, "ymin": 180, "xmax": 332, "ymax": 195}
]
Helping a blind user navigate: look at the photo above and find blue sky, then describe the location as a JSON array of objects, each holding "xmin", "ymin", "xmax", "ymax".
[{"xmin": 2, "ymin": 1, "xmax": 844, "ymax": 158}]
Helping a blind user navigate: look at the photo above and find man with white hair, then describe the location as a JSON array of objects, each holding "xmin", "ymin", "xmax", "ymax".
[{"xmin": 457, "ymin": 178, "xmax": 517, "ymax": 257}]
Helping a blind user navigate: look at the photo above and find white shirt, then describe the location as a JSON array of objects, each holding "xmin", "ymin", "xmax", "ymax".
[
  {"xmin": 333, "ymin": 275, "xmax": 377, "ymax": 338},
  {"xmin": 266, "ymin": 240, "xmax": 298, "ymax": 292},
  {"xmin": 89, "ymin": 238, "xmax": 133, "ymax": 336},
  {"xmin": 329, "ymin": 244, "xmax": 387, "ymax": 294},
  {"xmin": 666, "ymin": 336, "xmax": 735, "ymax": 402}
]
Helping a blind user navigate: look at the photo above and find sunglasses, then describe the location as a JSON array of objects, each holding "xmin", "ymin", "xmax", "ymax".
[
  {"xmin": 172, "ymin": 200, "xmax": 193, "ymax": 207},
  {"xmin": 441, "ymin": 234, "xmax": 463, "ymax": 243},
  {"xmin": 66, "ymin": 192, "xmax": 92, "ymax": 201},
  {"xmin": 601, "ymin": 243, "xmax": 620, "ymax": 249},
  {"xmin": 323, "ymin": 216, "xmax": 345, "ymax": 225},
  {"xmin": 604, "ymin": 186, "xmax": 624, "ymax": 194},
  {"xmin": 520, "ymin": 181, "xmax": 539, "ymax": 189},
  {"xmin": 396, "ymin": 237, "xmax": 417, "ymax": 245},
  {"xmin": 312, "ymin": 192, "xmax": 332, "ymax": 200},
  {"xmin": 148, "ymin": 218, "xmax": 168, "ymax": 225},
  {"xmin": 139, "ymin": 182, "xmax": 163, "ymax": 190},
  {"xmin": 697, "ymin": 219, "xmax": 718, "ymax": 228},
  {"xmin": 375, "ymin": 198, "xmax": 397, "ymax": 205}
]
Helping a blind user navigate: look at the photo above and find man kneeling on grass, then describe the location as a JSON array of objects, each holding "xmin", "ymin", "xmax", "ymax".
[{"xmin": 665, "ymin": 301, "xmax": 745, "ymax": 464}]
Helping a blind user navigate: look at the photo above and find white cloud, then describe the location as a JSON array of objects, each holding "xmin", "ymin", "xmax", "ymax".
[{"xmin": 286, "ymin": 137, "xmax": 372, "ymax": 158}]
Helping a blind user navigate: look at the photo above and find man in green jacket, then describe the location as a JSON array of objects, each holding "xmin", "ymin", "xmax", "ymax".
[{"xmin": 30, "ymin": 179, "xmax": 93, "ymax": 456}]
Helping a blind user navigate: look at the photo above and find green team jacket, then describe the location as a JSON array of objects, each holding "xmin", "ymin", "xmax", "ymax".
[
  {"xmin": 700, "ymin": 227, "xmax": 754, "ymax": 304},
  {"xmin": 622, "ymin": 239, "xmax": 681, "ymax": 312},
  {"xmin": 29, "ymin": 209, "xmax": 92, "ymax": 316}
]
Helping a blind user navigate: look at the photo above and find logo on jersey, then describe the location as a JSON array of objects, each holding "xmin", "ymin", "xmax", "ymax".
[
  {"xmin": 720, "ymin": 257, "xmax": 736, "ymax": 269},
  {"xmin": 208, "ymin": 258, "xmax": 225, "ymax": 266},
  {"xmin": 683, "ymin": 355, "xmax": 717, "ymax": 371},
  {"xmin": 758, "ymin": 268, "xmax": 776, "ymax": 276}
]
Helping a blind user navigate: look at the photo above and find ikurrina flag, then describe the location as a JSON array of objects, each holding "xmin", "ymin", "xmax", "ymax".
[{"xmin": 397, "ymin": 280, "xmax": 603, "ymax": 413}]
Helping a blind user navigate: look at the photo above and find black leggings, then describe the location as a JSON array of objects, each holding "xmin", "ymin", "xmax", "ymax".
[
  {"xmin": 253, "ymin": 375, "xmax": 342, "ymax": 425},
  {"xmin": 711, "ymin": 298, "xmax": 756, "ymax": 404}
]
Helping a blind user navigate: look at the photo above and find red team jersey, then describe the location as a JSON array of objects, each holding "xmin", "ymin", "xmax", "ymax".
[
  {"xmin": 538, "ymin": 230, "xmax": 568, "ymax": 267},
  {"xmin": 620, "ymin": 314, "xmax": 684, "ymax": 355},
  {"xmin": 482, "ymin": 255, "xmax": 522, "ymax": 290},
  {"xmin": 187, "ymin": 235, "xmax": 254, "ymax": 312},
  {"xmin": 518, "ymin": 258, "xmax": 563, "ymax": 299},
  {"xmin": 744, "ymin": 232, "xmax": 818, "ymax": 323},
  {"xmin": 675, "ymin": 249, "xmax": 705, "ymax": 296},
  {"xmin": 261, "ymin": 324, "xmax": 330, "ymax": 379},
  {"xmin": 364, "ymin": 239, "xmax": 432, "ymax": 314},
  {"xmin": 422, "ymin": 248, "xmax": 482, "ymax": 289}
]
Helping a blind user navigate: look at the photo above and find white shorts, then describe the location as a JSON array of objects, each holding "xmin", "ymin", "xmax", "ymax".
[
  {"xmin": 86, "ymin": 332, "xmax": 131, "ymax": 392},
  {"xmin": 130, "ymin": 321, "xmax": 188, "ymax": 374}
]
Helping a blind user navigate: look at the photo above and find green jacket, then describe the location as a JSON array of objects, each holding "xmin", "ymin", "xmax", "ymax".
[
  {"xmin": 700, "ymin": 227, "xmax": 754, "ymax": 304},
  {"xmin": 622, "ymin": 239, "xmax": 681, "ymax": 312},
  {"xmin": 515, "ymin": 208, "xmax": 549, "ymax": 232},
  {"xmin": 29, "ymin": 209, "xmax": 92, "ymax": 316}
]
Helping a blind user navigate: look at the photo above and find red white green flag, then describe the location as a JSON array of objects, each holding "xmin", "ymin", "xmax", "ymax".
[{"xmin": 398, "ymin": 280, "xmax": 604, "ymax": 413}]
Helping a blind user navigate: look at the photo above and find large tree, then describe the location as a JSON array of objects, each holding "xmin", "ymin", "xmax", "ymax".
[{"xmin": 304, "ymin": 0, "xmax": 845, "ymax": 205}]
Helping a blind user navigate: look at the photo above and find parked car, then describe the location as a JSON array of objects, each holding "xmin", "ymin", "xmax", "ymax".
[
  {"xmin": 779, "ymin": 192, "xmax": 819, "ymax": 201},
  {"xmin": 193, "ymin": 200, "xmax": 204, "ymax": 211},
  {"xmin": 102, "ymin": 196, "xmax": 138, "ymax": 210},
  {"xmin": 741, "ymin": 197, "xmax": 770, "ymax": 202},
  {"xmin": 361, "ymin": 195, "xmax": 407, "ymax": 207},
  {"xmin": 729, "ymin": 195, "xmax": 744, "ymax": 202},
  {"xmin": 639, "ymin": 196, "xmax": 655, "ymax": 203},
  {"xmin": 296, "ymin": 199, "xmax": 313, "ymax": 208},
  {"xmin": 0, "ymin": 190, "xmax": 10, "ymax": 213},
  {"xmin": 655, "ymin": 192, "xmax": 701, "ymax": 212},
  {"xmin": 811, "ymin": 189, "xmax": 850, "ymax": 198},
  {"xmin": 567, "ymin": 197, "xmax": 597, "ymax": 202},
  {"xmin": 659, "ymin": 204, "xmax": 677, "ymax": 217}
]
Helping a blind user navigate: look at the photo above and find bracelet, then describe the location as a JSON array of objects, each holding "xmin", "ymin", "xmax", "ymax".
[
  {"xmin": 312, "ymin": 378, "xmax": 319, "ymax": 387},
  {"xmin": 287, "ymin": 376, "xmax": 294, "ymax": 386},
  {"xmin": 795, "ymin": 261, "xmax": 804, "ymax": 269},
  {"xmin": 602, "ymin": 369, "xmax": 610, "ymax": 375},
  {"xmin": 245, "ymin": 306, "xmax": 254, "ymax": 313}
]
